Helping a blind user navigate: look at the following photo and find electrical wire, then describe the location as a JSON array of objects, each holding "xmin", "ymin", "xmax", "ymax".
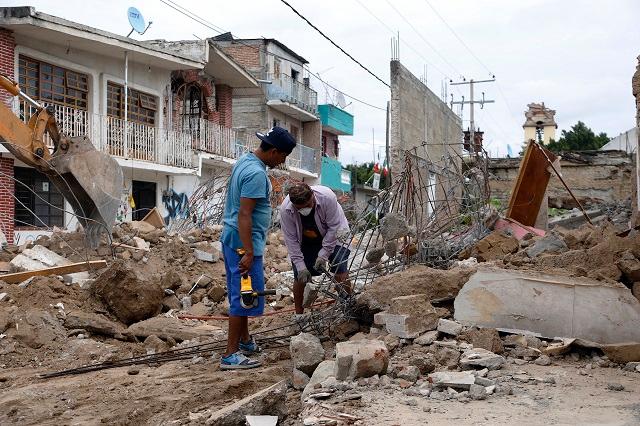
[
  {"xmin": 353, "ymin": 0, "xmax": 450, "ymax": 81},
  {"xmin": 277, "ymin": 0, "xmax": 389, "ymax": 88},
  {"xmin": 383, "ymin": 0, "xmax": 462, "ymax": 78},
  {"xmin": 156, "ymin": 0, "xmax": 388, "ymax": 110}
]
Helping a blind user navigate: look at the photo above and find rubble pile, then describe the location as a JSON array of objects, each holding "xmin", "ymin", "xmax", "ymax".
[
  {"xmin": 459, "ymin": 221, "xmax": 640, "ymax": 293},
  {"xmin": 0, "ymin": 222, "xmax": 295, "ymax": 371}
]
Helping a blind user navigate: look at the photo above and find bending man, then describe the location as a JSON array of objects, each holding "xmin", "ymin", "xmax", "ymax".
[{"xmin": 280, "ymin": 183, "xmax": 351, "ymax": 317}]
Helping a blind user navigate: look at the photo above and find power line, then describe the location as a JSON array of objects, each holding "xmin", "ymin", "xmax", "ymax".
[
  {"xmin": 420, "ymin": 0, "xmax": 520, "ymax": 126},
  {"xmin": 277, "ymin": 0, "xmax": 390, "ymax": 88},
  {"xmin": 383, "ymin": 0, "xmax": 462, "ymax": 78},
  {"xmin": 156, "ymin": 0, "xmax": 387, "ymax": 111},
  {"xmin": 422, "ymin": 0, "xmax": 492, "ymax": 76},
  {"xmin": 353, "ymin": 0, "xmax": 449, "ymax": 80}
]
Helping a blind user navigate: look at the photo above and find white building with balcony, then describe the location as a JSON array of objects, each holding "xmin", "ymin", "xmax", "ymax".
[{"xmin": 0, "ymin": 6, "xmax": 274, "ymax": 243}]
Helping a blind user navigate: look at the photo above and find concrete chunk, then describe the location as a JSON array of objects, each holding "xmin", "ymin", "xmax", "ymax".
[
  {"xmin": 290, "ymin": 333, "xmax": 325, "ymax": 376},
  {"xmin": 460, "ymin": 348, "xmax": 505, "ymax": 370},
  {"xmin": 384, "ymin": 294, "xmax": 440, "ymax": 338},
  {"xmin": 437, "ymin": 318, "xmax": 463, "ymax": 336},
  {"xmin": 454, "ymin": 268, "xmax": 640, "ymax": 345},
  {"xmin": 334, "ymin": 340, "xmax": 389, "ymax": 380},
  {"xmin": 428, "ymin": 371, "xmax": 475, "ymax": 390}
]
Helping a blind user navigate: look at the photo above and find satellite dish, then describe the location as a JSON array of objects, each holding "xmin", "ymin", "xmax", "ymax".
[
  {"xmin": 335, "ymin": 91, "xmax": 347, "ymax": 109},
  {"xmin": 127, "ymin": 7, "xmax": 152, "ymax": 37}
]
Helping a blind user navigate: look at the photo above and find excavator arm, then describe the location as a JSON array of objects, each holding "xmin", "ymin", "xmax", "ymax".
[{"xmin": 0, "ymin": 74, "xmax": 124, "ymax": 246}]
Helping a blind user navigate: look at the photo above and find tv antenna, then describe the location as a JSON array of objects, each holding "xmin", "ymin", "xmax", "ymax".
[{"xmin": 127, "ymin": 7, "xmax": 152, "ymax": 37}]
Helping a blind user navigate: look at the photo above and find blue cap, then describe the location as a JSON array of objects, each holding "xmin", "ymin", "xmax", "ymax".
[{"xmin": 256, "ymin": 126, "xmax": 297, "ymax": 154}]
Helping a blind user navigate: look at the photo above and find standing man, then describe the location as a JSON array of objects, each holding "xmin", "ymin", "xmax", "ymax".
[
  {"xmin": 220, "ymin": 127, "xmax": 296, "ymax": 370},
  {"xmin": 280, "ymin": 183, "xmax": 351, "ymax": 317}
]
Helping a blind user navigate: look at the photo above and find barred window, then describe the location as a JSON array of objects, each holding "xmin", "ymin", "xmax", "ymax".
[
  {"xmin": 107, "ymin": 82, "xmax": 156, "ymax": 125},
  {"xmin": 18, "ymin": 55, "xmax": 88, "ymax": 110}
]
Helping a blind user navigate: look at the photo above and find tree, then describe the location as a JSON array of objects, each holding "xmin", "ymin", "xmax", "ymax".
[
  {"xmin": 344, "ymin": 162, "xmax": 388, "ymax": 189},
  {"xmin": 545, "ymin": 121, "xmax": 609, "ymax": 152}
]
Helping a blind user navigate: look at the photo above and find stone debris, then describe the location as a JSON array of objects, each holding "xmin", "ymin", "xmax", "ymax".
[
  {"xmin": 290, "ymin": 333, "xmax": 325, "ymax": 376},
  {"xmin": 334, "ymin": 339, "xmax": 389, "ymax": 380},
  {"xmin": 460, "ymin": 348, "xmax": 506, "ymax": 370},
  {"xmin": 437, "ymin": 318, "xmax": 463, "ymax": 336},
  {"xmin": 428, "ymin": 371, "xmax": 476, "ymax": 390}
]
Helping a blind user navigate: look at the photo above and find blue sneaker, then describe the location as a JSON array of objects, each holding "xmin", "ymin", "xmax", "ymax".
[
  {"xmin": 239, "ymin": 337, "xmax": 261, "ymax": 355},
  {"xmin": 220, "ymin": 351, "xmax": 262, "ymax": 370}
]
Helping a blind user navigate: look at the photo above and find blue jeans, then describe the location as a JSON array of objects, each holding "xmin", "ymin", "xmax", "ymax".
[{"xmin": 223, "ymin": 244, "xmax": 265, "ymax": 317}]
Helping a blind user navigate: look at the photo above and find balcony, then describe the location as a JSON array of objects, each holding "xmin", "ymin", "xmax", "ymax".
[
  {"xmin": 286, "ymin": 143, "xmax": 317, "ymax": 175},
  {"xmin": 264, "ymin": 73, "xmax": 318, "ymax": 122},
  {"xmin": 318, "ymin": 104, "xmax": 354, "ymax": 136},
  {"xmin": 17, "ymin": 101, "xmax": 196, "ymax": 170},
  {"xmin": 15, "ymin": 101, "xmax": 318, "ymax": 175}
]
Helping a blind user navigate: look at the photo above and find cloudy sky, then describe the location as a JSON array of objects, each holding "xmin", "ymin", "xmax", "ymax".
[{"xmin": 7, "ymin": 0, "xmax": 639, "ymax": 164}]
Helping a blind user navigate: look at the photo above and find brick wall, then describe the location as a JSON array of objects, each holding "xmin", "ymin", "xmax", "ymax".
[
  {"xmin": 215, "ymin": 84, "xmax": 233, "ymax": 128},
  {"xmin": 0, "ymin": 29, "xmax": 15, "ymax": 107},
  {"xmin": 218, "ymin": 44, "xmax": 261, "ymax": 70},
  {"xmin": 0, "ymin": 156, "xmax": 15, "ymax": 243}
]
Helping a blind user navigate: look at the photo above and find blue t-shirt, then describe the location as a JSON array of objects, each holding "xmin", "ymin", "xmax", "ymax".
[{"xmin": 221, "ymin": 153, "xmax": 271, "ymax": 256}]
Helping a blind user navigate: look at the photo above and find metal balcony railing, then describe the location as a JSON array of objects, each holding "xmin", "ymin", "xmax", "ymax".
[{"xmin": 264, "ymin": 73, "xmax": 318, "ymax": 115}]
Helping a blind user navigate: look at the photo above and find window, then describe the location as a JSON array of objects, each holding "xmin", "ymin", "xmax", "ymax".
[
  {"xmin": 291, "ymin": 69, "xmax": 299, "ymax": 81},
  {"xmin": 107, "ymin": 82, "xmax": 157, "ymax": 125},
  {"xmin": 181, "ymin": 83, "xmax": 203, "ymax": 133},
  {"xmin": 18, "ymin": 55, "xmax": 88, "ymax": 109},
  {"xmin": 14, "ymin": 167, "xmax": 64, "ymax": 228}
]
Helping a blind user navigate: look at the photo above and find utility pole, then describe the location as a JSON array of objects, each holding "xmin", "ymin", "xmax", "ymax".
[{"xmin": 450, "ymin": 78, "xmax": 495, "ymax": 155}]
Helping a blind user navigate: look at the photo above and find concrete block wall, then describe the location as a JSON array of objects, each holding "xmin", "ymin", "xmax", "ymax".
[{"xmin": 389, "ymin": 60, "xmax": 462, "ymax": 221}]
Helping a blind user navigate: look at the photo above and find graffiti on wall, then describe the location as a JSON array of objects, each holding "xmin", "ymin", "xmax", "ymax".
[
  {"xmin": 115, "ymin": 192, "xmax": 131, "ymax": 224},
  {"xmin": 162, "ymin": 189, "xmax": 190, "ymax": 225}
]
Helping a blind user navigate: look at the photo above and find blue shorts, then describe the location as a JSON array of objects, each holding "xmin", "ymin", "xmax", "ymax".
[
  {"xmin": 223, "ymin": 244, "xmax": 265, "ymax": 317},
  {"xmin": 292, "ymin": 245, "xmax": 351, "ymax": 279}
]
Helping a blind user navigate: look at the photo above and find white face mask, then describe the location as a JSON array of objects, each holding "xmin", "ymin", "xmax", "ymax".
[{"xmin": 298, "ymin": 207, "xmax": 313, "ymax": 216}]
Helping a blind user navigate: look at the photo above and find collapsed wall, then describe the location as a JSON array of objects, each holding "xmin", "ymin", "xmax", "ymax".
[{"xmin": 489, "ymin": 150, "xmax": 635, "ymax": 209}]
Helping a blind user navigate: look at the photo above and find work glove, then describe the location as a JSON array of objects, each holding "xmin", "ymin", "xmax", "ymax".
[
  {"xmin": 314, "ymin": 257, "xmax": 328, "ymax": 272},
  {"xmin": 297, "ymin": 268, "xmax": 312, "ymax": 284}
]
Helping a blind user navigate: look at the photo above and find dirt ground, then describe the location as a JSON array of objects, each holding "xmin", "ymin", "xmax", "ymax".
[
  {"xmin": 0, "ymin": 347, "xmax": 290, "ymax": 425},
  {"xmin": 315, "ymin": 361, "xmax": 640, "ymax": 426},
  {"xmin": 3, "ymin": 351, "xmax": 639, "ymax": 425}
]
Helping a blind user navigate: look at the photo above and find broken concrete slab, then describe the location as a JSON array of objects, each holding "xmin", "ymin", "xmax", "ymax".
[
  {"xmin": 63, "ymin": 311, "xmax": 125, "ymax": 337},
  {"xmin": 454, "ymin": 268, "xmax": 640, "ymax": 345},
  {"xmin": 334, "ymin": 340, "xmax": 389, "ymax": 380},
  {"xmin": 205, "ymin": 380, "xmax": 287, "ymax": 426},
  {"xmin": 379, "ymin": 212, "xmax": 409, "ymax": 241},
  {"xmin": 460, "ymin": 348, "xmax": 505, "ymax": 370},
  {"xmin": 428, "ymin": 371, "xmax": 475, "ymax": 390},
  {"xmin": 126, "ymin": 316, "xmax": 223, "ymax": 342}
]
